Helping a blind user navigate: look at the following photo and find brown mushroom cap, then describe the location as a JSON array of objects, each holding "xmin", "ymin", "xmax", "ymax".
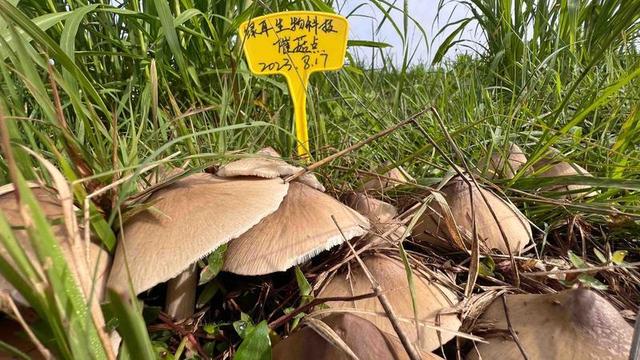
[
  {"xmin": 535, "ymin": 160, "xmax": 595, "ymax": 198},
  {"xmin": 108, "ymin": 173, "xmax": 289, "ymax": 294},
  {"xmin": 346, "ymin": 193, "xmax": 406, "ymax": 244},
  {"xmin": 466, "ymin": 289, "xmax": 633, "ymax": 360},
  {"xmin": 273, "ymin": 313, "xmax": 443, "ymax": 360},
  {"xmin": 217, "ymin": 156, "xmax": 325, "ymax": 191},
  {"xmin": 412, "ymin": 177, "xmax": 531, "ymax": 254},
  {"xmin": 0, "ymin": 184, "xmax": 111, "ymax": 305},
  {"xmin": 363, "ymin": 166, "xmax": 414, "ymax": 192},
  {"xmin": 222, "ymin": 182, "xmax": 369, "ymax": 275},
  {"xmin": 318, "ymin": 255, "xmax": 461, "ymax": 352},
  {"xmin": 486, "ymin": 143, "xmax": 528, "ymax": 179}
]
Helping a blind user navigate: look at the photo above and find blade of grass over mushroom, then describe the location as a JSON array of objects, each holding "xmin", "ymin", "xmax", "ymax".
[
  {"xmin": 7, "ymin": 175, "xmax": 108, "ymax": 359},
  {"xmin": 107, "ymin": 289, "xmax": 155, "ymax": 360}
]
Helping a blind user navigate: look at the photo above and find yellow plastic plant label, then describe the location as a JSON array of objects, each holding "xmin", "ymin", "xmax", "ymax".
[{"xmin": 239, "ymin": 11, "xmax": 349, "ymax": 158}]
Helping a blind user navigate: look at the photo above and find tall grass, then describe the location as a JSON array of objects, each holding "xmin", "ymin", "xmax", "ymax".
[{"xmin": 0, "ymin": 0, "xmax": 639, "ymax": 358}]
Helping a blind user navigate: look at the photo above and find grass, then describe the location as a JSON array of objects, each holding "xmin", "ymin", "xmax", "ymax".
[{"xmin": 0, "ymin": 0, "xmax": 639, "ymax": 358}]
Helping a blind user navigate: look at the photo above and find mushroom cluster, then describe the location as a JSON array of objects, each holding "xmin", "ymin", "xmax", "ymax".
[{"xmin": 108, "ymin": 150, "xmax": 369, "ymax": 319}]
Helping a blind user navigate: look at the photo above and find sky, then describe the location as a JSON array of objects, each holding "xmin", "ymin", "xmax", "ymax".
[{"xmin": 335, "ymin": 0, "xmax": 484, "ymax": 66}]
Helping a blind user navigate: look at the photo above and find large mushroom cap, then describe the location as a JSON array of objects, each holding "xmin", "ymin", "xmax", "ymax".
[
  {"xmin": 0, "ymin": 184, "xmax": 111, "ymax": 304},
  {"xmin": 273, "ymin": 313, "xmax": 443, "ymax": 360},
  {"xmin": 108, "ymin": 173, "xmax": 289, "ymax": 294},
  {"xmin": 217, "ymin": 154, "xmax": 325, "ymax": 192},
  {"xmin": 412, "ymin": 177, "xmax": 531, "ymax": 254},
  {"xmin": 486, "ymin": 143, "xmax": 528, "ymax": 179},
  {"xmin": 318, "ymin": 255, "xmax": 461, "ymax": 352},
  {"xmin": 222, "ymin": 182, "xmax": 369, "ymax": 275},
  {"xmin": 466, "ymin": 289, "xmax": 633, "ymax": 360}
]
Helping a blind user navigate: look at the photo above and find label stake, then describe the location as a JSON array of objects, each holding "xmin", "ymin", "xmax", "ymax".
[{"xmin": 239, "ymin": 11, "xmax": 349, "ymax": 158}]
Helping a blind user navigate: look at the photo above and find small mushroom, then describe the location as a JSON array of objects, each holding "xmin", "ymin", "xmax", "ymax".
[
  {"xmin": 273, "ymin": 313, "xmax": 443, "ymax": 360},
  {"xmin": 107, "ymin": 173, "xmax": 289, "ymax": 319},
  {"xmin": 217, "ymin": 150, "xmax": 325, "ymax": 191},
  {"xmin": 0, "ymin": 183, "xmax": 110, "ymax": 306},
  {"xmin": 534, "ymin": 156, "xmax": 596, "ymax": 199},
  {"xmin": 318, "ymin": 255, "xmax": 461, "ymax": 352},
  {"xmin": 466, "ymin": 289, "xmax": 633, "ymax": 360},
  {"xmin": 362, "ymin": 165, "xmax": 414, "ymax": 192},
  {"xmin": 412, "ymin": 176, "xmax": 531, "ymax": 254},
  {"xmin": 222, "ymin": 182, "xmax": 369, "ymax": 275},
  {"xmin": 485, "ymin": 143, "xmax": 528, "ymax": 179},
  {"xmin": 346, "ymin": 193, "xmax": 407, "ymax": 244}
]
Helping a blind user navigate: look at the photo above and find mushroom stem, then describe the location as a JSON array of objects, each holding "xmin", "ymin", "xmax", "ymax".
[{"xmin": 165, "ymin": 264, "xmax": 197, "ymax": 320}]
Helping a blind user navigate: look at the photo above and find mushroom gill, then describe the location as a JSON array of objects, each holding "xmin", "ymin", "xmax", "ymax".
[
  {"xmin": 318, "ymin": 255, "xmax": 461, "ymax": 352},
  {"xmin": 466, "ymin": 289, "xmax": 633, "ymax": 360}
]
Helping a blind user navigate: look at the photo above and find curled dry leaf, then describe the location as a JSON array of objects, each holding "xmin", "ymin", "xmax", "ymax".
[
  {"xmin": 0, "ymin": 184, "xmax": 111, "ymax": 305},
  {"xmin": 318, "ymin": 255, "xmax": 461, "ymax": 352},
  {"xmin": 466, "ymin": 289, "xmax": 633, "ymax": 360},
  {"xmin": 412, "ymin": 177, "xmax": 531, "ymax": 254},
  {"xmin": 223, "ymin": 182, "xmax": 369, "ymax": 275}
]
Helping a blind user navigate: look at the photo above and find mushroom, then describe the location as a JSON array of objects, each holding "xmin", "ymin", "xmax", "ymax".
[
  {"xmin": 107, "ymin": 173, "xmax": 289, "ymax": 319},
  {"xmin": 412, "ymin": 176, "xmax": 531, "ymax": 254},
  {"xmin": 362, "ymin": 165, "xmax": 414, "ymax": 192},
  {"xmin": 346, "ymin": 193, "xmax": 407, "ymax": 244},
  {"xmin": 466, "ymin": 289, "xmax": 633, "ymax": 360},
  {"xmin": 534, "ymin": 156, "xmax": 596, "ymax": 199},
  {"xmin": 0, "ymin": 183, "xmax": 111, "ymax": 306},
  {"xmin": 318, "ymin": 255, "xmax": 461, "ymax": 352},
  {"xmin": 222, "ymin": 182, "xmax": 369, "ymax": 275},
  {"xmin": 484, "ymin": 143, "xmax": 528, "ymax": 179},
  {"xmin": 273, "ymin": 313, "xmax": 444, "ymax": 360},
  {"xmin": 217, "ymin": 150, "xmax": 325, "ymax": 191}
]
